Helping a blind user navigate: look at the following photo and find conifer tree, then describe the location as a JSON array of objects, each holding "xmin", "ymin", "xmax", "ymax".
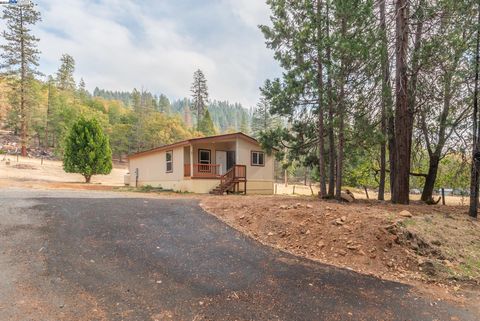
[
  {"xmin": 78, "ymin": 78, "xmax": 86, "ymax": 92},
  {"xmin": 251, "ymin": 97, "xmax": 281, "ymax": 138},
  {"xmin": 197, "ymin": 109, "xmax": 216, "ymax": 136},
  {"xmin": 77, "ymin": 78, "xmax": 90, "ymax": 99},
  {"xmin": 191, "ymin": 69, "xmax": 208, "ymax": 126},
  {"xmin": 63, "ymin": 117, "xmax": 112, "ymax": 183},
  {"xmin": 131, "ymin": 88, "xmax": 144, "ymax": 151},
  {"xmin": 240, "ymin": 112, "xmax": 249, "ymax": 134},
  {"xmin": 158, "ymin": 94, "xmax": 171, "ymax": 113},
  {"xmin": 261, "ymin": 0, "xmax": 375, "ymax": 199},
  {"xmin": 56, "ymin": 54, "xmax": 76, "ymax": 91},
  {"xmin": 251, "ymin": 98, "xmax": 269, "ymax": 137},
  {"xmin": 0, "ymin": 1, "xmax": 41, "ymax": 156}
]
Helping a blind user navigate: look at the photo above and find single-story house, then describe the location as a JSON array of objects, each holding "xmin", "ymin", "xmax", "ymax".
[{"xmin": 128, "ymin": 132, "xmax": 275, "ymax": 194}]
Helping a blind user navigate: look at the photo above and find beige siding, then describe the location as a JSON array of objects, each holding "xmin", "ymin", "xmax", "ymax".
[
  {"xmin": 129, "ymin": 146, "xmax": 184, "ymax": 188},
  {"xmin": 235, "ymin": 138, "xmax": 274, "ymax": 194},
  {"xmin": 236, "ymin": 139, "xmax": 274, "ymax": 178}
]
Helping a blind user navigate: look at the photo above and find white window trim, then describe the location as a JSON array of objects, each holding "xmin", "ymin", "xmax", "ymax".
[
  {"xmin": 251, "ymin": 151, "xmax": 265, "ymax": 167},
  {"xmin": 166, "ymin": 150, "xmax": 173, "ymax": 173}
]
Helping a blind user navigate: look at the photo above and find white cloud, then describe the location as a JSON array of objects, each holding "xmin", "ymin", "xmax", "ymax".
[
  {"xmin": 224, "ymin": 0, "xmax": 271, "ymax": 27},
  {"xmin": 7, "ymin": 0, "xmax": 280, "ymax": 107}
]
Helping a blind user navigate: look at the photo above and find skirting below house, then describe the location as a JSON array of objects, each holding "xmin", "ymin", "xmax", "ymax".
[{"xmin": 134, "ymin": 179, "xmax": 273, "ymax": 195}]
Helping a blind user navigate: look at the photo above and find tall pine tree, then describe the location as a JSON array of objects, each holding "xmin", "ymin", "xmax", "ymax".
[
  {"xmin": 56, "ymin": 54, "xmax": 76, "ymax": 91},
  {"xmin": 0, "ymin": 2, "xmax": 41, "ymax": 156},
  {"xmin": 191, "ymin": 69, "xmax": 208, "ymax": 128}
]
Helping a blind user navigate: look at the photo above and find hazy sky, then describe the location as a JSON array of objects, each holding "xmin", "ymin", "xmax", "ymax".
[{"xmin": 24, "ymin": 0, "xmax": 280, "ymax": 108}]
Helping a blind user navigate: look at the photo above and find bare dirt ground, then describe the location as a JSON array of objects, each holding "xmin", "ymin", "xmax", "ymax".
[
  {"xmin": 200, "ymin": 195, "xmax": 480, "ymax": 305},
  {"xmin": 0, "ymin": 155, "xmax": 127, "ymax": 190}
]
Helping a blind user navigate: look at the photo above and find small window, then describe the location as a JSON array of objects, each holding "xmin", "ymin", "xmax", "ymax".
[
  {"xmin": 199, "ymin": 149, "xmax": 211, "ymax": 164},
  {"xmin": 166, "ymin": 151, "xmax": 173, "ymax": 173},
  {"xmin": 251, "ymin": 151, "xmax": 265, "ymax": 166}
]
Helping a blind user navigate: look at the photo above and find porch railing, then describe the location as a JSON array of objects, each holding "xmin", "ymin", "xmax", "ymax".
[
  {"xmin": 185, "ymin": 164, "xmax": 245, "ymax": 179},
  {"xmin": 233, "ymin": 164, "xmax": 247, "ymax": 179},
  {"xmin": 220, "ymin": 165, "xmax": 246, "ymax": 185},
  {"xmin": 219, "ymin": 165, "xmax": 247, "ymax": 194},
  {"xmin": 192, "ymin": 163, "xmax": 221, "ymax": 178}
]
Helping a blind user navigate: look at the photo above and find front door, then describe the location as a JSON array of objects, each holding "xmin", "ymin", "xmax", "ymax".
[
  {"xmin": 226, "ymin": 151, "xmax": 236, "ymax": 171},
  {"xmin": 216, "ymin": 151, "xmax": 227, "ymax": 175}
]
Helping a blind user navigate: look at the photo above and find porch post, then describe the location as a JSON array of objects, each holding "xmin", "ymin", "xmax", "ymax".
[
  {"xmin": 190, "ymin": 144, "xmax": 194, "ymax": 177},
  {"xmin": 235, "ymin": 138, "xmax": 239, "ymax": 164}
]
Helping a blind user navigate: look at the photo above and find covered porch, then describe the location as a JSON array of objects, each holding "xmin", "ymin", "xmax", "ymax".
[{"xmin": 182, "ymin": 139, "xmax": 240, "ymax": 179}]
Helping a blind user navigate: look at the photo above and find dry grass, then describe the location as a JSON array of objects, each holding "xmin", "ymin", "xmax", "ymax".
[{"xmin": 275, "ymin": 183, "xmax": 470, "ymax": 206}]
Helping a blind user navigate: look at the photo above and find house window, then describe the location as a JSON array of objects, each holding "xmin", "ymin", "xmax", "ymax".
[
  {"xmin": 251, "ymin": 151, "xmax": 265, "ymax": 166},
  {"xmin": 166, "ymin": 150, "xmax": 173, "ymax": 173},
  {"xmin": 199, "ymin": 149, "xmax": 211, "ymax": 164}
]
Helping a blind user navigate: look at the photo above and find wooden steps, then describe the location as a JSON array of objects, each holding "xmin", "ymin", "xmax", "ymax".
[
  {"xmin": 209, "ymin": 165, "xmax": 247, "ymax": 195},
  {"xmin": 209, "ymin": 179, "xmax": 237, "ymax": 195}
]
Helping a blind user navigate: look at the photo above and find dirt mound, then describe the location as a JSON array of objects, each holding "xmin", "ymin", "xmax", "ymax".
[
  {"xmin": 201, "ymin": 195, "xmax": 480, "ymax": 297},
  {"xmin": 385, "ymin": 223, "xmax": 443, "ymax": 258},
  {"xmin": 202, "ymin": 197, "xmax": 419, "ymax": 280}
]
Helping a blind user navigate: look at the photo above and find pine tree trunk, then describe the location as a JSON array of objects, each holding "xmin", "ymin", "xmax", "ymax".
[
  {"xmin": 393, "ymin": 0, "xmax": 424, "ymax": 204},
  {"xmin": 379, "ymin": 127, "xmax": 386, "ymax": 201},
  {"xmin": 335, "ymin": 82, "xmax": 345, "ymax": 200},
  {"xmin": 378, "ymin": 0, "xmax": 390, "ymax": 201},
  {"xmin": 388, "ymin": 113, "xmax": 396, "ymax": 200},
  {"xmin": 335, "ymin": 16, "xmax": 347, "ymax": 201},
  {"xmin": 318, "ymin": 110, "xmax": 327, "ymax": 197},
  {"xmin": 327, "ymin": 93, "xmax": 335, "ymax": 198},
  {"xmin": 20, "ymin": 9, "xmax": 27, "ymax": 157},
  {"xmin": 44, "ymin": 81, "xmax": 51, "ymax": 149},
  {"xmin": 326, "ymin": 0, "xmax": 335, "ymax": 198},
  {"xmin": 469, "ymin": 2, "xmax": 480, "ymax": 219},
  {"xmin": 393, "ymin": 0, "xmax": 410, "ymax": 204},
  {"xmin": 316, "ymin": 0, "xmax": 327, "ymax": 197}
]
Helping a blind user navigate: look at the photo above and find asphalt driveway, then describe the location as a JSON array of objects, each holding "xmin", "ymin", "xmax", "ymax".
[{"xmin": 0, "ymin": 189, "xmax": 477, "ymax": 320}]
